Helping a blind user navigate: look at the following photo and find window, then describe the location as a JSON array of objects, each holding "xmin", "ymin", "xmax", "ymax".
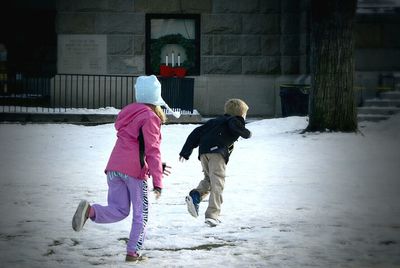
[{"xmin": 145, "ymin": 14, "xmax": 200, "ymax": 76}]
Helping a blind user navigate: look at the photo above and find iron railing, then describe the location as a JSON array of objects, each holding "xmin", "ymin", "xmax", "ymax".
[
  {"xmin": 158, "ymin": 77, "xmax": 194, "ymax": 113},
  {"xmin": 0, "ymin": 74, "xmax": 194, "ymax": 113}
]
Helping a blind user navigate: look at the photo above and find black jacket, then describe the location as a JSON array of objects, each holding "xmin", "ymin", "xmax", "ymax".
[{"xmin": 179, "ymin": 114, "xmax": 251, "ymax": 163}]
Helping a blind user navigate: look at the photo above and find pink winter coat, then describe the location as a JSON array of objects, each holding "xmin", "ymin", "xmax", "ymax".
[{"xmin": 105, "ymin": 103, "xmax": 163, "ymax": 189}]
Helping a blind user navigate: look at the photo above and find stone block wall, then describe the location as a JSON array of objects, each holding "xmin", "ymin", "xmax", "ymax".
[
  {"xmin": 54, "ymin": 0, "xmax": 400, "ymax": 116},
  {"xmin": 201, "ymin": 0, "xmax": 310, "ymax": 75},
  {"xmin": 56, "ymin": 0, "xmax": 310, "ymax": 76},
  {"xmin": 355, "ymin": 13, "xmax": 400, "ymax": 71}
]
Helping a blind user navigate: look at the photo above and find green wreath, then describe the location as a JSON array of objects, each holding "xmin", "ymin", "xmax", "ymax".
[{"xmin": 150, "ymin": 34, "xmax": 195, "ymax": 75}]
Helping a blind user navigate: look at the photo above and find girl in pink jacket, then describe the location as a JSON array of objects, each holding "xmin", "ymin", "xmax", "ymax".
[{"xmin": 72, "ymin": 75, "xmax": 180, "ymax": 262}]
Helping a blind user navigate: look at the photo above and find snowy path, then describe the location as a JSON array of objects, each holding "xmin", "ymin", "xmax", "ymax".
[{"xmin": 0, "ymin": 116, "xmax": 399, "ymax": 267}]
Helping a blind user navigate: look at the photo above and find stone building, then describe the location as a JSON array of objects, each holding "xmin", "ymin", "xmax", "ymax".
[{"xmin": 1, "ymin": 0, "xmax": 400, "ymax": 116}]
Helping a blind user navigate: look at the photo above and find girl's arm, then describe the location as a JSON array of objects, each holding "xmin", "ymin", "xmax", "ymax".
[{"xmin": 142, "ymin": 116, "xmax": 163, "ymax": 189}]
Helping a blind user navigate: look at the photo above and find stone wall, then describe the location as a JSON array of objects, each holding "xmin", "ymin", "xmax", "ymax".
[
  {"xmin": 56, "ymin": 0, "xmax": 310, "ymax": 76},
  {"xmin": 55, "ymin": 0, "xmax": 400, "ymax": 116},
  {"xmin": 353, "ymin": 13, "xmax": 400, "ymax": 101},
  {"xmin": 56, "ymin": 0, "xmax": 145, "ymax": 74},
  {"xmin": 56, "ymin": 0, "xmax": 309, "ymax": 117},
  {"xmin": 355, "ymin": 13, "xmax": 400, "ymax": 71},
  {"xmin": 55, "ymin": 0, "xmax": 312, "ymax": 116}
]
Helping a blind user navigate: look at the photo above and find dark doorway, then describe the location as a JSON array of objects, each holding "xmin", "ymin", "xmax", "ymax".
[{"xmin": 1, "ymin": 0, "xmax": 57, "ymax": 78}]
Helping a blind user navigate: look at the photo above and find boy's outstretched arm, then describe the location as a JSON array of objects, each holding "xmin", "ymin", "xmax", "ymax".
[{"xmin": 179, "ymin": 124, "xmax": 206, "ymax": 160}]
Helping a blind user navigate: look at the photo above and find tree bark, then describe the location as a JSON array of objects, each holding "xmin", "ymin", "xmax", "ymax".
[{"xmin": 307, "ymin": 0, "xmax": 358, "ymax": 132}]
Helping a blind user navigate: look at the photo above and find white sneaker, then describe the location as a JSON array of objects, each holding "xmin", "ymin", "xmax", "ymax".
[
  {"xmin": 72, "ymin": 200, "xmax": 90, "ymax": 232},
  {"xmin": 205, "ymin": 218, "xmax": 221, "ymax": 227},
  {"xmin": 185, "ymin": 195, "xmax": 199, "ymax": 218}
]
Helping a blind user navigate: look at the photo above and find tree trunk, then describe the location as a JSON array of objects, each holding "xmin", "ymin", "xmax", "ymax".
[{"xmin": 307, "ymin": 0, "xmax": 358, "ymax": 132}]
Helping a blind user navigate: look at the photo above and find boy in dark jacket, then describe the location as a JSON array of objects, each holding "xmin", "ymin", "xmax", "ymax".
[{"xmin": 179, "ymin": 99, "xmax": 252, "ymax": 227}]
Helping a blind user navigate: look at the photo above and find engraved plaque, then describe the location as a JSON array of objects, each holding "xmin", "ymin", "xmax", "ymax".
[{"xmin": 58, "ymin": 35, "xmax": 107, "ymax": 74}]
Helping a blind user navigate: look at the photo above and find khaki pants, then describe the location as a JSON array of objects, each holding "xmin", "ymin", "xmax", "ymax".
[{"xmin": 195, "ymin": 153, "xmax": 226, "ymax": 220}]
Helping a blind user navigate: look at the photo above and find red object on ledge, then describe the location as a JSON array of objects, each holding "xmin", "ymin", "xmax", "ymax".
[
  {"xmin": 159, "ymin": 65, "xmax": 187, "ymax": 78},
  {"xmin": 174, "ymin": 67, "xmax": 187, "ymax": 78},
  {"xmin": 160, "ymin": 65, "xmax": 174, "ymax": 77}
]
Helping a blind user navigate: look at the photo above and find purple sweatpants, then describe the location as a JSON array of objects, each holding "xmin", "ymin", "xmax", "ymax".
[{"xmin": 91, "ymin": 172, "xmax": 148, "ymax": 253}]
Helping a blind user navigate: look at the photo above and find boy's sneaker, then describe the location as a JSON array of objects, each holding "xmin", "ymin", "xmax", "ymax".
[
  {"xmin": 185, "ymin": 190, "xmax": 200, "ymax": 218},
  {"xmin": 125, "ymin": 253, "xmax": 148, "ymax": 262},
  {"xmin": 72, "ymin": 200, "xmax": 90, "ymax": 232},
  {"xmin": 205, "ymin": 218, "xmax": 221, "ymax": 227}
]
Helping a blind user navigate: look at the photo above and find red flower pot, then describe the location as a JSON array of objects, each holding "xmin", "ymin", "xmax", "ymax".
[
  {"xmin": 174, "ymin": 67, "xmax": 187, "ymax": 78},
  {"xmin": 160, "ymin": 65, "xmax": 174, "ymax": 77}
]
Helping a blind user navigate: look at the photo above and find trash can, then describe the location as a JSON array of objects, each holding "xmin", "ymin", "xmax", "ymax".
[{"xmin": 279, "ymin": 84, "xmax": 310, "ymax": 117}]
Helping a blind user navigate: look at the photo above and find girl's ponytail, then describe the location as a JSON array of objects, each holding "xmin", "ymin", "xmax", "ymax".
[{"xmin": 148, "ymin": 104, "xmax": 167, "ymax": 124}]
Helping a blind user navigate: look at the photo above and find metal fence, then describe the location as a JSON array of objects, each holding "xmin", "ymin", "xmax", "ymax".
[
  {"xmin": 0, "ymin": 75, "xmax": 53, "ymax": 112},
  {"xmin": 0, "ymin": 74, "xmax": 194, "ymax": 113},
  {"xmin": 158, "ymin": 77, "xmax": 194, "ymax": 113}
]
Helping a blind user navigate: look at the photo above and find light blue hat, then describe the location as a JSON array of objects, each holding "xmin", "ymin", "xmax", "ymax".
[{"xmin": 135, "ymin": 75, "xmax": 180, "ymax": 118}]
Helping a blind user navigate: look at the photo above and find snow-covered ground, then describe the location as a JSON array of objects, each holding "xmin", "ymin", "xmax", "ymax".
[{"xmin": 0, "ymin": 115, "xmax": 399, "ymax": 267}]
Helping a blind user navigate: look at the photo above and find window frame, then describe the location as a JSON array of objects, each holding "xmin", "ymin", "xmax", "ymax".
[{"xmin": 145, "ymin": 13, "xmax": 200, "ymax": 76}]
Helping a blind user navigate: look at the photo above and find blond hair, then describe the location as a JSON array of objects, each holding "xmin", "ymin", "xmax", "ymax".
[
  {"xmin": 224, "ymin": 99, "xmax": 249, "ymax": 117},
  {"xmin": 147, "ymin": 104, "xmax": 167, "ymax": 124}
]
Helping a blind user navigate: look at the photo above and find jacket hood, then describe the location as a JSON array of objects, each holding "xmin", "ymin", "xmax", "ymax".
[
  {"xmin": 115, "ymin": 103, "xmax": 151, "ymax": 131},
  {"xmin": 135, "ymin": 75, "xmax": 180, "ymax": 118}
]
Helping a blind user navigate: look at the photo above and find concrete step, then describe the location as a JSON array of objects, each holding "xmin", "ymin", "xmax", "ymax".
[
  {"xmin": 357, "ymin": 91, "xmax": 400, "ymax": 122},
  {"xmin": 357, "ymin": 114, "xmax": 390, "ymax": 122},
  {"xmin": 379, "ymin": 91, "xmax": 400, "ymax": 100},
  {"xmin": 363, "ymin": 99, "xmax": 400, "ymax": 107},
  {"xmin": 357, "ymin": 106, "xmax": 400, "ymax": 115}
]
